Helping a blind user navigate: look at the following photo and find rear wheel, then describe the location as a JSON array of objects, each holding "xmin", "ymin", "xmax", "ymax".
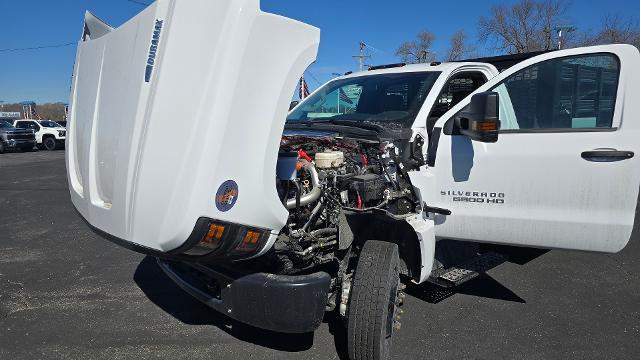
[
  {"xmin": 43, "ymin": 137, "xmax": 57, "ymax": 151},
  {"xmin": 0, "ymin": 141, "xmax": 4, "ymax": 154},
  {"xmin": 347, "ymin": 240, "xmax": 401, "ymax": 360}
]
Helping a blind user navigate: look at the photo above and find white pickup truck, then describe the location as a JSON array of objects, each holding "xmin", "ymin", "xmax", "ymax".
[
  {"xmin": 13, "ymin": 119, "xmax": 66, "ymax": 150},
  {"xmin": 67, "ymin": 1, "xmax": 640, "ymax": 359}
]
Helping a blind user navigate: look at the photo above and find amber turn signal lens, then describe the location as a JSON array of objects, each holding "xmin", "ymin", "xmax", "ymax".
[
  {"xmin": 472, "ymin": 121, "xmax": 498, "ymax": 131},
  {"xmin": 200, "ymin": 223, "xmax": 225, "ymax": 249},
  {"xmin": 235, "ymin": 229, "xmax": 264, "ymax": 252}
]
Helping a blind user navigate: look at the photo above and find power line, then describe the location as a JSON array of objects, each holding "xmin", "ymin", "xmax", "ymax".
[
  {"xmin": 0, "ymin": 1, "xmax": 149, "ymax": 54},
  {"xmin": 127, "ymin": 0, "xmax": 151, "ymax": 6},
  {"xmin": 0, "ymin": 42, "xmax": 76, "ymax": 53},
  {"xmin": 364, "ymin": 42, "xmax": 388, "ymax": 55},
  {"xmin": 305, "ymin": 70, "xmax": 322, "ymax": 86}
]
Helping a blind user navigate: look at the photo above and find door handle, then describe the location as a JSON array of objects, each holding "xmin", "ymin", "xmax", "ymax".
[{"xmin": 581, "ymin": 149, "xmax": 634, "ymax": 162}]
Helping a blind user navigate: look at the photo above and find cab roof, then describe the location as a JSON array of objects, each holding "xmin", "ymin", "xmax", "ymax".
[{"xmin": 337, "ymin": 62, "xmax": 495, "ymax": 80}]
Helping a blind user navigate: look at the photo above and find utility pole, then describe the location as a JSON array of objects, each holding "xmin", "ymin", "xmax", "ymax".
[
  {"xmin": 352, "ymin": 42, "xmax": 371, "ymax": 72},
  {"xmin": 419, "ymin": 50, "xmax": 430, "ymax": 63},
  {"xmin": 556, "ymin": 25, "xmax": 576, "ymax": 50}
]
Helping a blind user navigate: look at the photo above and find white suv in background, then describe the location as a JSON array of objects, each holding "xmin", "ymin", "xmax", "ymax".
[{"xmin": 13, "ymin": 119, "xmax": 66, "ymax": 150}]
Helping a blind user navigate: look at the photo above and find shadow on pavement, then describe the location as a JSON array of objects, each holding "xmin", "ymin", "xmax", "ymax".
[
  {"xmin": 481, "ymin": 244, "xmax": 550, "ymax": 265},
  {"xmin": 405, "ymin": 274, "xmax": 526, "ymax": 305},
  {"xmin": 133, "ymin": 245, "xmax": 547, "ymax": 357},
  {"xmin": 406, "ymin": 245, "xmax": 548, "ymax": 305},
  {"xmin": 133, "ymin": 256, "xmax": 315, "ymax": 352}
]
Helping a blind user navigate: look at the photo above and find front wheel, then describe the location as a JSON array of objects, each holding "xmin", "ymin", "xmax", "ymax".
[
  {"xmin": 43, "ymin": 137, "xmax": 57, "ymax": 151},
  {"xmin": 347, "ymin": 240, "xmax": 401, "ymax": 360}
]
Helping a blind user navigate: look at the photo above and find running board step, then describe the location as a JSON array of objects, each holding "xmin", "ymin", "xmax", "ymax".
[{"xmin": 428, "ymin": 252, "xmax": 507, "ymax": 288}]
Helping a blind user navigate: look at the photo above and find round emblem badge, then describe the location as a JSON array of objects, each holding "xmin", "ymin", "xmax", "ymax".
[{"xmin": 215, "ymin": 180, "xmax": 239, "ymax": 212}]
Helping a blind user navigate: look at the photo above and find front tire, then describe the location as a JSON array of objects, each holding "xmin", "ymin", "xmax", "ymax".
[
  {"xmin": 347, "ymin": 240, "xmax": 401, "ymax": 360},
  {"xmin": 0, "ymin": 141, "xmax": 5, "ymax": 154},
  {"xmin": 43, "ymin": 137, "xmax": 57, "ymax": 151}
]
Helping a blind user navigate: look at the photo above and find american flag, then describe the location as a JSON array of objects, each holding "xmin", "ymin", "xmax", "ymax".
[
  {"xmin": 339, "ymin": 87, "xmax": 353, "ymax": 104},
  {"xmin": 299, "ymin": 76, "xmax": 310, "ymax": 99}
]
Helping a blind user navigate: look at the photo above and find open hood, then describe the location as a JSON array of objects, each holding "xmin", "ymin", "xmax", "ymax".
[{"xmin": 66, "ymin": 0, "xmax": 320, "ymax": 252}]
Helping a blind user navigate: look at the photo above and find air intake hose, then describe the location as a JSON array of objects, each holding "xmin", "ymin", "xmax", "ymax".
[{"xmin": 286, "ymin": 159, "xmax": 321, "ymax": 209}]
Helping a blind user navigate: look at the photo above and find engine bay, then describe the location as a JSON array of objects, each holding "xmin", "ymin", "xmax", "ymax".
[{"xmin": 272, "ymin": 134, "xmax": 422, "ymax": 274}]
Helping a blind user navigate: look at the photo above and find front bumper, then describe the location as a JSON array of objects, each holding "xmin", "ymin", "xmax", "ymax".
[
  {"xmin": 157, "ymin": 259, "xmax": 331, "ymax": 333},
  {"xmin": 2, "ymin": 139, "xmax": 35, "ymax": 148}
]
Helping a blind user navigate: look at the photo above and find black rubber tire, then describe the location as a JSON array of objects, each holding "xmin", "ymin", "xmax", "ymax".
[
  {"xmin": 347, "ymin": 240, "xmax": 400, "ymax": 360},
  {"xmin": 43, "ymin": 137, "xmax": 57, "ymax": 151},
  {"xmin": 0, "ymin": 141, "xmax": 4, "ymax": 154}
]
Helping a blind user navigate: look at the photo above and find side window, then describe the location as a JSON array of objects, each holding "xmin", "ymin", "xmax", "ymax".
[
  {"xmin": 427, "ymin": 72, "xmax": 486, "ymax": 135},
  {"xmin": 15, "ymin": 122, "xmax": 28, "ymax": 129},
  {"xmin": 493, "ymin": 54, "xmax": 620, "ymax": 130}
]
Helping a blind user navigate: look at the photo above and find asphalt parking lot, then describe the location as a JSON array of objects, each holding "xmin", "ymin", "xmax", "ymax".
[{"xmin": 1, "ymin": 151, "xmax": 639, "ymax": 359}]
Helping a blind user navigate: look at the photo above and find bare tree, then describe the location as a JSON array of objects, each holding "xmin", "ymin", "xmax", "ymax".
[
  {"xmin": 478, "ymin": 0, "xmax": 569, "ymax": 54},
  {"xmin": 580, "ymin": 14, "xmax": 640, "ymax": 48},
  {"xmin": 1, "ymin": 102, "xmax": 66, "ymax": 121},
  {"xmin": 446, "ymin": 30, "xmax": 475, "ymax": 61},
  {"xmin": 395, "ymin": 31, "xmax": 437, "ymax": 63}
]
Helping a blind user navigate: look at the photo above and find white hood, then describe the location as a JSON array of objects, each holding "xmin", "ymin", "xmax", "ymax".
[{"xmin": 66, "ymin": 0, "xmax": 319, "ymax": 251}]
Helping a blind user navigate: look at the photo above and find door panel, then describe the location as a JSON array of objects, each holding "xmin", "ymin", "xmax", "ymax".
[{"xmin": 424, "ymin": 45, "xmax": 640, "ymax": 252}]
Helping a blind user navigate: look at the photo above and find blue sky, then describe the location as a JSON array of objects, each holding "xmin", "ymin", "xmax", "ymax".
[{"xmin": 1, "ymin": 0, "xmax": 638, "ymax": 103}]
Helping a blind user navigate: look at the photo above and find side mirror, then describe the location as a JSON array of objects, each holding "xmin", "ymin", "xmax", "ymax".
[
  {"xmin": 289, "ymin": 100, "xmax": 300, "ymax": 111},
  {"xmin": 457, "ymin": 91, "xmax": 500, "ymax": 143}
]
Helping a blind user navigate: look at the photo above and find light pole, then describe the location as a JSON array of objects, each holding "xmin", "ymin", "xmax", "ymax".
[{"xmin": 0, "ymin": 101, "xmax": 4, "ymax": 111}]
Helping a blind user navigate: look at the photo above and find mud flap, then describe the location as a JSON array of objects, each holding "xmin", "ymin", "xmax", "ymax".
[
  {"xmin": 405, "ymin": 167, "xmax": 438, "ymax": 283},
  {"xmin": 404, "ymin": 214, "xmax": 436, "ymax": 284}
]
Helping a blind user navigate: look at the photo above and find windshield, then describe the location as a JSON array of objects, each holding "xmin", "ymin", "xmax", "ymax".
[
  {"xmin": 287, "ymin": 71, "xmax": 441, "ymax": 126},
  {"xmin": 0, "ymin": 120, "xmax": 14, "ymax": 128},
  {"xmin": 40, "ymin": 120, "xmax": 61, "ymax": 128}
]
